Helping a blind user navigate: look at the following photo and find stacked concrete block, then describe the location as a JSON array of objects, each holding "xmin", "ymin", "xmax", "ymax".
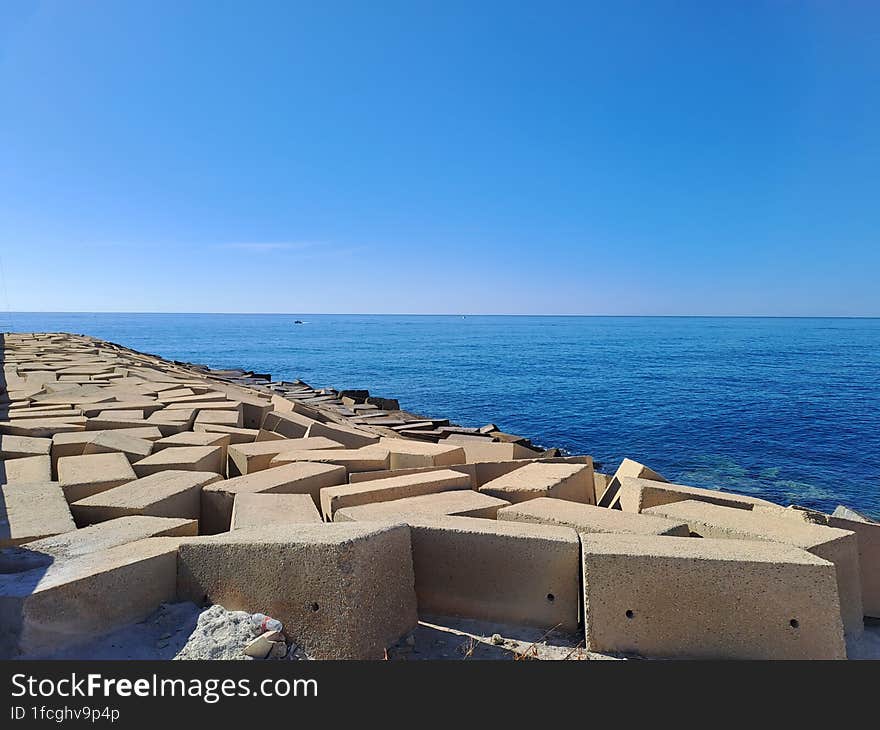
[
  {"xmin": 0, "ymin": 481, "xmax": 76, "ymax": 547},
  {"xmin": 269, "ymin": 446, "xmax": 391, "ymax": 475},
  {"xmin": 617, "ymin": 475, "xmax": 777, "ymax": 514},
  {"xmin": 319, "ymin": 468, "xmax": 471, "ymax": 521},
  {"xmin": 230, "ymin": 493, "xmax": 323, "ymax": 529},
  {"xmin": 57, "ymin": 452, "xmax": 137, "ymax": 502},
  {"xmin": 132, "ymin": 445, "xmax": 224, "ymax": 478},
  {"xmin": 71, "ymin": 470, "xmax": 222, "ymax": 524},
  {"xmin": 201, "ymin": 462, "xmax": 347, "ymax": 534},
  {"xmin": 334, "ymin": 490, "xmax": 510, "ymax": 522},
  {"xmin": 597, "ymin": 457, "xmax": 667, "ymax": 508},
  {"xmin": 305, "ymin": 420, "xmax": 379, "ymax": 449},
  {"xmin": 405, "ymin": 516, "xmax": 580, "ymax": 631},
  {"xmin": 478, "ymin": 462, "xmax": 595, "ymax": 505},
  {"xmin": 377, "ymin": 437, "xmax": 466, "ymax": 470},
  {"xmin": 643, "ymin": 500, "xmax": 863, "ymax": 638},
  {"xmin": 581, "ymin": 534, "xmax": 847, "ymax": 659},
  {"xmin": 0, "ymin": 455, "xmax": 51, "ymax": 484},
  {"xmin": 498, "ymin": 498, "xmax": 690, "ymax": 536},
  {"xmin": 81, "ymin": 430, "xmax": 154, "ymax": 463},
  {"xmin": 177, "ymin": 523, "xmax": 418, "ymax": 659},
  {"xmin": 0, "ymin": 537, "xmax": 180, "ymax": 658},
  {"xmin": 0, "ymin": 436, "xmax": 58, "ymax": 460},
  {"xmin": 226, "ymin": 437, "xmax": 343, "ymax": 476}
]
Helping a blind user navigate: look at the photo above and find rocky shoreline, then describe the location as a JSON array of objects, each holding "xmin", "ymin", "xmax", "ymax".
[{"xmin": 1, "ymin": 332, "xmax": 879, "ymax": 660}]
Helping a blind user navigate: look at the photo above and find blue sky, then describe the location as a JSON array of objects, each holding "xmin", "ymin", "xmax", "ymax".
[{"xmin": 1, "ymin": 1, "xmax": 878, "ymax": 315}]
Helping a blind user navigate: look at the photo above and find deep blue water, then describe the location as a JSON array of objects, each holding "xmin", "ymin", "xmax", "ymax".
[{"xmin": 4, "ymin": 313, "xmax": 879, "ymax": 518}]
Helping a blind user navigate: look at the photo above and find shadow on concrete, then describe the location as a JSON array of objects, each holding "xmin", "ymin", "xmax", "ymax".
[{"xmin": 0, "ymin": 332, "xmax": 55, "ymax": 658}]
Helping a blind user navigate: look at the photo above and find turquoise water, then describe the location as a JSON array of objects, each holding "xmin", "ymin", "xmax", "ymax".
[{"xmin": 5, "ymin": 313, "xmax": 879, "ymax": 518}]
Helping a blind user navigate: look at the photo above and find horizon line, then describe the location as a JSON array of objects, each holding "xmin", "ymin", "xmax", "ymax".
[{"xmin": 3, "ymin": 310, "xmax": 880, "ymax": 319}]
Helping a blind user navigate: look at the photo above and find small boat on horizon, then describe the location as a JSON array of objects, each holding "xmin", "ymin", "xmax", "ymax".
[{"xmin": 293, "ymin": 320, "xmax": 304, "ymax": 325}]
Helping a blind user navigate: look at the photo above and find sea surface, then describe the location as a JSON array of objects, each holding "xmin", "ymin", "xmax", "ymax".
[{"xmin": 5, "ymin": 313, "xmax": 879, "ymax": 518}]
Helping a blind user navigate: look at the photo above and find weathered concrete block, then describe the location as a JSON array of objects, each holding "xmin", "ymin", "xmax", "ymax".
[
  {"xmin": 334, "ymin": 490, "xmax": 509, "ymax": 522},
  {"xmin": 193, "ymin": 423, "xmax": 259, "ymax": 444},
  {"xmin": 50, "ymin": 427, "xmax": 162, "ymax": 472},
  {"xmin": 0, "ymin": 516, "xmax": 196, "ymax": 573},
  {"xmin": 349, "ymin": 463, "xmax": 478, "ymax": 487},
  {"xmin": 305, "ymin": 420, "xmax": 379, "ymax": 449},
  {"xmin": 132, "ymin": 445, "xmax": 223, "ymax": 478},
  {"xmin": 617, "ymin": 475, "xmax": 776, "ymax": 514},
  {"xmin": 0, "ymin": 537, "xmax": 180, "ymax": 658},
  {"xmin": 498, "ymin": 498, "xmax": 690, "ymax": 536},
  {"xmin": 227, "ymin": 437, "xmax": 343, "ymax": 477},
  {"xmin": 0, "ymin": 435, "xmax": 52, "ymax": 460},
  {"xmin": 378, "ymin": 437, "xmax": 466, "ymax": 470},
  {"xmin": 479, "ymin": 463, "xmax": 594, "ymax": 504},
  {"xmin": 644, "ymin": 500, "xmax": 864, "ymax": 638},
  {"xmin": 762, "ymin": 505, "xmax": 880, "ymax": 620},
  {"xmin": 319, "ymin": 468, "xmax": 470, "ymax": 521},
  {"xmin": 405, "ymin": 516, "xmax": 580, "ymax": 631},
  {"xmin": 0, "ymin": 481, "xmax": 76, "ymax": 547},
  {"xmin": 581, "ymin": 533, "xmax": 847, "ymax": 659},
  {"xmin": 201, "ymin": 462, "xmax": 346, "ymax": 534},
  {"xmin": 71, "ymin": 470, "xmax": 222, "ymax": 525},
  {"xmin": 57, "ymin": 452, "xmax": 137, "ymax": 502},
  {"xmin": 269, "ymin": 446, "xmax": 391, "ymax": 475},
  {"xmin": 230, "ymin": 493, "xmax": 322, "ymax": 529},
  {"xmin": 597, "ymin": 457, "xmax": 667, "ymax": 507},
  {"xmin": 0, "ymin": 455, "xmax": 51, "ymax": 485},
  {"xmin": 261, "ymin": 410, "xmax": 318, "ymax": 439},
  {"xmin": 0, "ymin": 418, "xmax": 86, "ymax": 438},
  {"xmin": 453, "ymin": 441, "xmax": 540, "ymax": 464},
  {"xmin": 176, "ymin": 523, "xmax": 418, "ymax": 659},
  {"xmin": 81, "ymin": 430, "xmax": 154, "ymax": 463},
  {"xmin": 194, "ymin": 409, "xmax": 243, "ymax": 428}
]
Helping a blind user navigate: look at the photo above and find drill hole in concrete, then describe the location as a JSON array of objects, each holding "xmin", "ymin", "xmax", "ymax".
[
  {"xmin": 310, "ymin": 602, "xmax": 319, "ymax": 612},
  {"xmin": 625, "ymin": 610, "xmax": 635, "ymax": 619},
  {"xmin": 546, "ymin": 593, "xmax": 555, "ymax": 602},
  {"xmin": 789, "ymin": 618, "xmax": 799, "ymax": 629}
]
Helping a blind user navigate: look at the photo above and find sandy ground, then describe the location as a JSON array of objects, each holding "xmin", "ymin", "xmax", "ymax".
[{"xmin": 20, "ymin": 602, "xmax": 880, "ymax": 660}]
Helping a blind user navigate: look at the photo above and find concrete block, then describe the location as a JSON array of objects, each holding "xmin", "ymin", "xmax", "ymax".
[
  {"xmin": 334, "ymin": 490, "xmax": 509, "ymax": 522},
  {"xmin": 81, "ymin": 430, "xmax": 154, "ymax": 463},
  {"xmin": 176, "ymin": 523, "xmax": 418, "ymax": 659},
  {"xmin": 261, "ymin": 410, "xmax": 318, "ymax": 439},
  {"xmin": 255, "ymin": 429, "xmax": 285, "ymax": 442},
  {"xmin": 479, "ymin": 462, "xmax": 594, "ymax": 504},
  {"xmin": 194, "ymin": 409, "xmax": 243, "ymax": 428},
  {"xmin": 349, "ymin": 463, "xmax": 477, "ymax": 487},
  {"xmin": 0, "ymin": 418, "xmax": 86, "ymax": 438},
  {"xmin": 230, "ymin": 493, "xmax": 322, "ymax": 529},
  {"xmin": 0, "ymin": 435, "xmax": 52, "ymax": 460},
  {"xmin": 50, "ymin": 427, "xmax": 163, "ymax": 472},
  {"xmin": 378, "ymin": 437, "xmax": 466, "ymax": 470},
  {"xmin": 132, "ymin": 446, "xmax": 223, "ymax": 478},
  {"xmin": 643, "ymin": 500, "xmax": 864, "ymax": 638},
  {"xmin": 0, "ymin": 481, "xmax": 76, "ymax": 547},
  {"xmin": 193, "ymin": 423, "xmax": 259, "ymax": 444},
  {"xmin": 498, "ymin": 498, "xmax": 690, "ymax": 536},
  {"xmin": 405, "ymin": 516, "xmax": 580, "ymax": 631},
  {"xmin": 227, "ymin": 437, "xmax": 343, "ymax": 477},
  {"xmin": 320, "ymin": 468, "xmax": 470, "ymax": 520},
  {"xmin": 305, "ymin": 420, "xmax": 379, "ymax": 449},
  {"xmin": 3, "ymin": 515, "xmax": 196, "ymax": 566},
  {"xmin": 0, "ymin": 455, "xmax": 51, "ymax": 484},
  {"xmin": 200, "ymin": 462, "xmax": 347, "ymax": 534},
  {"xmin": 56, "ymin": 452, "xmax": 137, "ymax": 502},
  {"xmin": 269, "ymin": 446, "xmax": 391, "ymax": 475},
  {"xmin": 617, "ymin": 475, "xmax": 777, "ymax": 514},
  {"xmin": 581, "ymin": 533, "xmax": 847, "ymax": 659},
  {"xmin": 597, "ymin": 457, "xmax": 667, "ymax": 507},
  {"xmin": 748, "ymin": 504, "xmax": 880, "ymax": 621},
  {"xmin": 454, "ymin": 441, "xmax": 539, "ymax": 463},
  {"xmin": 71, "ymin": 470, "xmax": 222, "ymax": 525},
  {"xmin": 0, "ymin": 537, "xmax": 180, "ymax": 658}
]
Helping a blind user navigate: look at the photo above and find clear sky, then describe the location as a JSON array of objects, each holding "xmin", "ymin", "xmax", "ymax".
[{"xmin": 1, "ymin": 1, "xmax": 878, "ymax": 316}]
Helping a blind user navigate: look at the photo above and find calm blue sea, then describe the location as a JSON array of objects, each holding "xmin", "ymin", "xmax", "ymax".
[{"xmin": 5, "ymin": 313, "xmax": 879, "ymax": 518}]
